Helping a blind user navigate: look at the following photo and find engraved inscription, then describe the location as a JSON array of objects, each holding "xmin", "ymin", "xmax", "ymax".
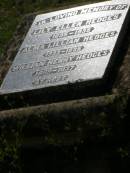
[
  {"xmin": 50, "ymin": 27, "xmax": 94, "ymax": 40},
  {"xmin": 20, "ymin": 45, "xmax": 84, "ymax": 55},
  {"xmin": 11, "ymin": 49, "xmax": 110, "ymax": 72},
  {"xmin": 36, "ymin": 4, "xmax": 127, "ymax": 26},
  {"xmin": 32, "ymin": 75, "xmax": 68, "ymax": 86},
  {"xmin": 20, "ymin": 31, "xmax": 117, "ymax": 54},
  {"xmin": 32, "ymin": 64, "xmax": 77, "ymax": 77},
  {"xmin": 32, "ymin": 26, "xmax": 94, "ymax": 37},
  {"xmin": 42, "ymin": 46, "xmax": 84, "ymax": 57},
  {"xmin": 44, "ymin": 31, "xmax": 117, "ymax": 49},
  {"xmin": 43, "ymin": 13, "xmax": 121, "ymax": 33},
  {"xmin": 19, "ymin": 45, "xmax": 44, "ymax": 54}
]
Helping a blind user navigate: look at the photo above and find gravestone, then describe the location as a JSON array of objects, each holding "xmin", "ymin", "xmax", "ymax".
[
  {"xmin": 0, "ymin": 1, "xmax": 130, "ymax": 173},
  {"xmin": 0, "ymin": 0, "xmax": 129, "ymax": 96}
]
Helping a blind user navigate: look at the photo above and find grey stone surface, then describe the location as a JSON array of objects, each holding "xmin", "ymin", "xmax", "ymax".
[{"xmin": 0, "ymin": 0, "xmax": 129, "ymax": 94}]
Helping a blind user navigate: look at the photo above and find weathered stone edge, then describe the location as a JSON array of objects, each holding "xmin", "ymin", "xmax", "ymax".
[{"xmin": 0, "ymin": 93, "xmax": 128, "ymax": 146}]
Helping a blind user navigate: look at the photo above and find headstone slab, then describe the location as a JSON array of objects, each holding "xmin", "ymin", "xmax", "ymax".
[{"xmin": 0, "ymin": 0, "xmax": 129, "ymax": 94}]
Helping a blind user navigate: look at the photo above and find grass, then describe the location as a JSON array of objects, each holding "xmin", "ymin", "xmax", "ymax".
[{"xmin": 0, "ymin": 0, "xmax": 105, "ymax": 56}]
